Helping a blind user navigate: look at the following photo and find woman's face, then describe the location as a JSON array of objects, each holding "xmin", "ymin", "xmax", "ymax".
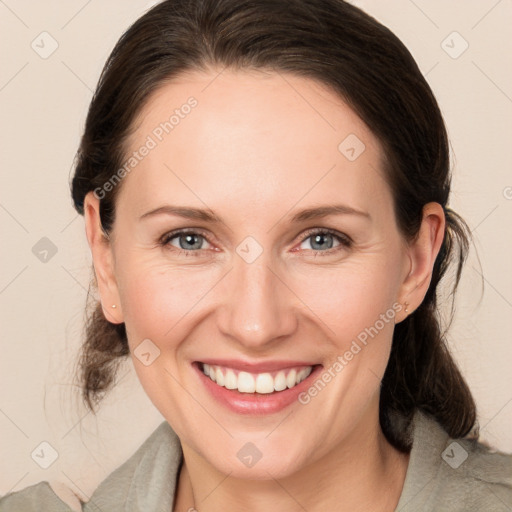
[{"xmin": 88, "ymin": 69, "xmax": 424, "ymax": 478}]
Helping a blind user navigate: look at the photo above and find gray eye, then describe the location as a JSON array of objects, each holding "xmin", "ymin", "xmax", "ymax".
[
  {"xmin": 300, "ymin": 232, "xmax": 340, "ymax": 251},
  {"xmin": 168, "ymin": 232, "xmax": 207, "ymax": 250}
]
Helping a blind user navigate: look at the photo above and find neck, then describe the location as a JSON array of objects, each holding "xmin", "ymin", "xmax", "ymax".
[{"xmin": 173, "ymin": 404, "xmax": 409, "ymax": 512}]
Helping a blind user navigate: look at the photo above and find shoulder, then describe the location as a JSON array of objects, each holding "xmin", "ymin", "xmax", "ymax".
[
  {"xmin": 453, "ymin": 435, "xmax": 512, "ymax": 508},
  {"xmin": 84, "ymin": 420, "xmax": 182, "ymax": 511},
  {"xmin": 0, "ymin": 481, "xmax": 77, "ymax": 511},
  {"xmin": 0, "ymin": 420, "xmax": 182, "ymax": 512},
  {"xmin": 396, "ymin": 410, "xmax": 512, "ymax": 511}
]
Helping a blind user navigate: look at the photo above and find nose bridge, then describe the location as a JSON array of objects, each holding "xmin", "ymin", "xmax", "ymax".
[{"xmin": 217, "ymin": 247, "xmax": 296, "ymax": 348}]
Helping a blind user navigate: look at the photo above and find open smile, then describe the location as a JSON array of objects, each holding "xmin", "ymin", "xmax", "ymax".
[{"xmin": 193, "ymin": 360, "xmax": 323, "ymax": 414}]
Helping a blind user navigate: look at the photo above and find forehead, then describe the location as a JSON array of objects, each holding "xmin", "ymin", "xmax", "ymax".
[{"xmin": 117, "ymin": 68, "xmax": 392, "ymax": 223}]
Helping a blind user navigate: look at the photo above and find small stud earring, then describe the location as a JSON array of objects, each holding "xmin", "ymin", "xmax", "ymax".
[
  {"xmin": 404, "ymin": 302, "xmax": 409, "ymax": 314},
  {"xmin": 111, "ymin": 304, "xmax": 117, "ymax": 309}
]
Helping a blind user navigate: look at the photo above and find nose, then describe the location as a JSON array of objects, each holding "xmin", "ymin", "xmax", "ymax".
[{"xmin": 217, "ymin": 252, "xmax": 297, "ymax": 350}]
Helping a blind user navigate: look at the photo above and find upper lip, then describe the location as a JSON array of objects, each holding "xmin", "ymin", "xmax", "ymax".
[{"xmin": 196, "ymin": 359, "xmax": 320, "ymax": 373}]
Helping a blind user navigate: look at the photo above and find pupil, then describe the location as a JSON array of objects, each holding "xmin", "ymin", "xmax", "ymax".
[
  {"xmin": 312, "ymin": 234, "xmax": 333, "ymax": 250},
  {"xmin": 182, "ymin": 234, "xmax": 201, "ymax": 249}
]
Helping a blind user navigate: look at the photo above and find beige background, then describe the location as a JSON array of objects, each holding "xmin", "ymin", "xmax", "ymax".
[{"xmin": 1, "ymin": 0, "xmax": 511, "ymax": 503}]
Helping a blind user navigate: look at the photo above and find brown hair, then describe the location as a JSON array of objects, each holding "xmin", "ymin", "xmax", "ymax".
[{"xmin": 71, "ymin": 0, "xmax": 477, "ymax": 451}]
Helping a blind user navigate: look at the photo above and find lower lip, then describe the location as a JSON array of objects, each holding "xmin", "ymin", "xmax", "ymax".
[{"xmin": 193, "ymin": 363, "xmax": 323, "ymax": 415}]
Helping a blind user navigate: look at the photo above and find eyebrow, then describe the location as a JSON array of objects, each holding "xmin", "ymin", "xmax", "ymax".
[
  {"xmin": 139, "ymin": 204, "xmax": 371, "ymax": 223},
  {"xmin": 140, "ymin": 206, "xmax": 222, "ymax": 223},
  {"xmin": 289, "ymin": 204, "xmax": 371, "ymax": 222}
]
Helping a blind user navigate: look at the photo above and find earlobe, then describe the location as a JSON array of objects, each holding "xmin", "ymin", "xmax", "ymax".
[
  {"xmin": 397, "ymin": 202, "xmax": 445, "ymax": 322},
  {"xmin": 83, "ymin": 191, "xmax": 124, "ymax": 324}
]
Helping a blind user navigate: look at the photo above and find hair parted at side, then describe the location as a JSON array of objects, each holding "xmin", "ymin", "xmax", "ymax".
[{"xmin": 71, "ymin": 0, "xmax": 477, "ymax": 451}]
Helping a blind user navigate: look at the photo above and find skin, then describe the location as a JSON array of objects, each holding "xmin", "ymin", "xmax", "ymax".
[{"xmin": 84, "ymin": 68, "xmax": 445, "ymax": 512}]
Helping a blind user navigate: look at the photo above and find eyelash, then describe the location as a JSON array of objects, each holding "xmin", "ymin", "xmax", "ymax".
[{"xmin": 159, "ymin": 228, "xmax": 352, "ymax": 258}]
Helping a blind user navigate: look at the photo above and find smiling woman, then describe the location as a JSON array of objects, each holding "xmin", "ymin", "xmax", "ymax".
[{"xmin": 1, "ymin": 0, "xmax": 511, "ymax": 511}]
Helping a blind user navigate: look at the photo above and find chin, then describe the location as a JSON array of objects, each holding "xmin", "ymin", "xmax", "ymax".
[{"xmin": 197, "ymin": 434, "xmax": 316, "ymax": 480}]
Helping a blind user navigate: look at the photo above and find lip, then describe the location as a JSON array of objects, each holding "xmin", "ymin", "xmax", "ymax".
[{"xmin": 193, "ymin": 361, "xmax": 323, "ymax": 415}]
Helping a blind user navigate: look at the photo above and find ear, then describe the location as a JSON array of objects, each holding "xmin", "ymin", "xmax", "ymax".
[
  {"xmin": 83, "ymin": 191, "xmax": 124, "ymax": 324},
  {"xmin": 396, "ymin": 202, "xmax": 445, "ymax": 322}
]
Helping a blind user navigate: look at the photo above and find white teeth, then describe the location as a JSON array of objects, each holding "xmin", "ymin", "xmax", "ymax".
[
  {"xmin": 274, "ymin": 371, "xmax": 287, "ymax": 392},
  {"xmin": 215, "ymin": 367, "xmax": 224, "ymax": 386},
  {"xmin": 286, "ymin": 369, "xmax": 297, "ymax": 389},
  {"xmin": 255, "ymin": 373, "xmax": 274, "ymax": 394},
  {"xmin": 297, "ymin": 367, "xmax": 312, "ymax": 383},
  {"xmin": 238, "ymin": 371, "xmax": 255, "ymax": 393},
  {"xmin": 225, "ymin": 369, "xmax": 237, "ymax": 389},
  {"xmin": 201, "ymin": 364, "xmax": 314, "ymax": 394}
]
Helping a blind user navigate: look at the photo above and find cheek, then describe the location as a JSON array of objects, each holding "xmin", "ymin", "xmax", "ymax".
[
  {"xmin": 118, "ymin": 261, "xmax": 220, "ymax": 343},
  {"xmin": 115, "ymin": 261, "xmax": 218, "ymax": 414},
  {"xmin": 289, "ymin": 257, "xmax": 401, "ymax": 342}
]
